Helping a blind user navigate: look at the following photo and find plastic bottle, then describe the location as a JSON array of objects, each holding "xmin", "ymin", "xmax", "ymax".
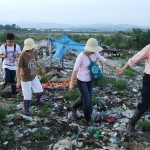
[
  {"xmin": 94, "ymin": 132, "xmax": 101, "ymax": 138},
  {"xmin": 92, "ymin": 108, "xmax": 97, "ymax": 120}
]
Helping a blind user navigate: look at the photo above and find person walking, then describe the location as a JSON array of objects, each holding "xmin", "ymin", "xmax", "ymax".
[
  {"xmin": 16, "ymin": 38, "xmax": 45, "ymax": 116},
  {"xmin": 119, "ymin": 44, "xmax": 150, "ymax": 135},
  {"xmin": 0, "ymin": 33, "xmax": 21, "ymax": 96},
  {"xmin": 69, "ymin": 38, "xmax": 120, "ymax": 125}
]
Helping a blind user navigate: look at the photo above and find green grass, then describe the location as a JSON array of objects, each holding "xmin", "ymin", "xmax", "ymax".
[
  {"xmin": 92, "ymin": 97, "xmax": 101, "ymax": 105},
  {"xmin": 138, "ymin": 122, "xmax": 150, "ymax": 132},
  {"xmin": 112, "ymin": 79, "xmax": 127, "ymax": 90},
  {"xmin": 124, "ymin": 68, "xmax": 135, "ymax": 77},
  {"xmin": 31, "ymin": 129, "xmax": 49, "ymax": 140},
  {"xmin": 94, "ymin": 76, "xmax": 115, "ymax": 86},
  {"xmin": 0, "ymin": 131, "xmax": 15, "ymax": 144},
  {"xmin": 0, "ymin": 107, "xmax": 7, "ymax": 123},
  {"xmin": 38, "ymin": 102, "xmax": 52, "ymax": 116},
  {"xmin": 63, "ymin": 89, "xmax": 80, "ymax": 101}
]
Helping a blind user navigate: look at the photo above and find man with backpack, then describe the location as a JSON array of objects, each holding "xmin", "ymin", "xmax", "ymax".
[{"xmin": 0, "ymin": 33, "xmax": 21, "ymax": 96}]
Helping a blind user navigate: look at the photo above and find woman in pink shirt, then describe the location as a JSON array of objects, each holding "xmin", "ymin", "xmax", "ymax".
[
  {"xmin": 119, "ymin": 44, "xmax": 150, "ymax": 135},
  {"xmin": 69, "ymin": 38, "xmax": 120, "ymax": 126}
]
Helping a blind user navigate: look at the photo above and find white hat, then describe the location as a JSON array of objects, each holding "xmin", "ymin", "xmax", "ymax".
[
  {"xmin": 23, "ymin": 38, "xmax": 37, "ymax": 51},
  {"xmin": 84, "ymin": 38, "xmax": 103, "ymax": 52}
]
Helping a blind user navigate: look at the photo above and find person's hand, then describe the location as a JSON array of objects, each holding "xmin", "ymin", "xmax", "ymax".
[
  {"xmin": 16, "ymin": 83, "xmax": 21, "ymax": 88},
  {"xmin": 118, "ymin": 68, "xmax": 125, "ymax": 76},
  {"xmin": 14, "ymin": 52, "xmax": 18, "ymax": 58},
  {"xmin": 4, "ymin": 52, "xmax": 7, "ymax": 58},
  {"xmin": 115, "ymin": 67, "xmax": 121, "ymax": 75},
  {"xmin": 41, "ymin": 68, "xmax": 46, "ymax": 74},
  {"xmin": 69, "ymin": 82, "xmax": 74, "ymax": 91}
]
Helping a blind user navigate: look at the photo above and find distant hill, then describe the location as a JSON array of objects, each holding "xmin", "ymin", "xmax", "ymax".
[{"xmin": 18, "ymin": 22, "xmax": 150, "ymax": 31}]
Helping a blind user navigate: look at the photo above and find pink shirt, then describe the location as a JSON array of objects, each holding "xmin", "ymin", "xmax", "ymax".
[
  {"xmin": 127, "ymin": 44, "xmax": 150, "ymax": 75},
  {"xmin": 73, "ymin": 52, "xmax": 107, "ymax": 81}
]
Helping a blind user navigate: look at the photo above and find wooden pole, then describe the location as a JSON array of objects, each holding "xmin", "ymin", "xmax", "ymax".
[{"xmin": 48, "ymin": 38, "xmax": 52, "ymax": 67}]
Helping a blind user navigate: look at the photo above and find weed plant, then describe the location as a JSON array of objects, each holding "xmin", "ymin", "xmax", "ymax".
[
  {"xmin": 124, "ymin": 68, "xmax": 135, "ymax": 77},
  {"xmin": 63, "ymin": 89, "xmax": 80, "ymax": 101},
  {"xmin": 112, "ymin": 79, "xmax": 127, "ymax": 90},
  {"xmin": 31, "ymin": 129, "xmax": 49, "ymax": 140},
  {"xmin": 0, "ymin": 107, "xmax": 7, "ymax": 123},
  {"xmin": 138, "ymin": 122, "xmax": 150, "ymax": 132}
]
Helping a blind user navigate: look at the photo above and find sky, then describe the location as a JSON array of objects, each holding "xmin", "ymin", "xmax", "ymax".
[{"xmin": 0, "ymin": 0, "xmax": 150, "ymax": 27}]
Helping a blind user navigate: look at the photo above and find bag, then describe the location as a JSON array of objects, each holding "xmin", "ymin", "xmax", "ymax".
[
  {"xmin": 2, "ymin": 44, "xmax": 16, "ymax": 62},
  {"xmin": 85, "ymin": 52, "xmax": 103, "ymax": 81}
]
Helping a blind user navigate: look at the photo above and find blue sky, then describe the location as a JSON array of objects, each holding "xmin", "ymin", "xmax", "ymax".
[{"xmin": 0, "ymin": 0, "xmax": 150, "ymax": 26}]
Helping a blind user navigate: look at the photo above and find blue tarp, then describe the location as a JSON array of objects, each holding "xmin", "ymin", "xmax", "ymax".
[{"xmin": 48, "ymin": 33, "xmax": 85, "ymax": 62}]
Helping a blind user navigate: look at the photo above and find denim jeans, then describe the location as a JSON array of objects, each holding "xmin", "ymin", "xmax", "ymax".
[
  {"xmin": 77, "ymin": 79, "xmax": 93, "ymax": 110},
  {"xmin": 4, "ymin": 68, "xmax": 16, "ymax": 84},
  {"xmin": 137, "ymin": 73, "xmax": 150, "ymax": 114}
]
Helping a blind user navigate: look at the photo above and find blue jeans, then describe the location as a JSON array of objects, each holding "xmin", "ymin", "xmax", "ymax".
[
  {"xmin": 77, "ymin": 79, "xmax": 93, "ymax": 109},
  {"xmin": 77, "ymin": 79, "xmax": 93, "ymax": 121},
  {"xmin": 4, "ymin": 68, "xmax": 16, "ymax": 84}
]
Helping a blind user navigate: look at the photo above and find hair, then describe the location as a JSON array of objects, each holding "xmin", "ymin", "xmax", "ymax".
[{"xmin": 6, "ymin": 33, "xmax": 15, "ymax": 40}]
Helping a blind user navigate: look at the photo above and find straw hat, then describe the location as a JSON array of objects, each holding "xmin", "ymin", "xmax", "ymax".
[
  {"xmin": 23, "ymin": 38, "xmax": 37, "ymax": 51},
  {"xmin": 84, "ymin": 38, "xmax": 103, "ymax": 52}
]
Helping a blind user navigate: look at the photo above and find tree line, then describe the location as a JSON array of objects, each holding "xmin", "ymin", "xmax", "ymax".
[{"xmin": 0, "ymin": 24, "xmax": 150, "ymax": 50}]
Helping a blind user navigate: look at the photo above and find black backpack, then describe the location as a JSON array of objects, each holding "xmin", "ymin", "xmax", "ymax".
[{"xmin": 2, "ymin": 44, "xmax": 16, "ymax": 62}]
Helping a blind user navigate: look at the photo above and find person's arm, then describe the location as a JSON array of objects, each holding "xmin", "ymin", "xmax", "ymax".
[
  {"xmin": 14, "ymin": 53, "xmax": 20, "ymax": 58},
  {"xmin": 36, "ymin": 61, "xmax": 46, "ymax": 74},
  {"xmin": 119, "ymin": 63, "xmax": 130, "ymax": 75},
  {"xmin": 14, "ymin": 45, "xmax": 22, "ymax": 58},
  {"xmin": 0, "ymin": 47, "xmax": 6, "ymax": 58},
  {"xmin": 104, "ymin": 60, "xmax": 120, "ymax": 73},
  {"xmin": 16, "ymin": 67, "xmax": 21, "ymax": 88},
  {"xmin": 69, "ymin": 70, "xmax": 77, "ymax": 91}
]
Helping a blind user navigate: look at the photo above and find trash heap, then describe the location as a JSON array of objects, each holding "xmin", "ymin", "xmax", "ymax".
[{"xmin": 0, "ymin": 58, "xmax": 150, "ymax": 150}]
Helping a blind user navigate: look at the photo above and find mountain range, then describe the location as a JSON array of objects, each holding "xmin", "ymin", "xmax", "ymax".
[{"xmin": 18, "ymin": 22, "xmax": 150, "ymax": 31}]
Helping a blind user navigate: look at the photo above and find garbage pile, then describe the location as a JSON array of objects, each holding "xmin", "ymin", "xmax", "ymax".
[{"xmin": 0, "ymin": 58, "xmax": 150, "ymax": 150}]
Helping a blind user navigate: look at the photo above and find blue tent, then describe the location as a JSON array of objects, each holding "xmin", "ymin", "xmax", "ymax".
[{"xmin": 48, "ymin": 33, "xmax": 85, "ymax": 62}]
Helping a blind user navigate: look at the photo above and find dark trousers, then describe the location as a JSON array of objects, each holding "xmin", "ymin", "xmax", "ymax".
[
  {"xmin": 77, "ymin": 79, "xmax": 93, "ymax": 121},
  {"xmin": 4, "ymin": 68, "xmax": 16, "ymax": 84},
  {"xmin": 137, "ymin": 73, "xmax": 150, "ymax": 114}
]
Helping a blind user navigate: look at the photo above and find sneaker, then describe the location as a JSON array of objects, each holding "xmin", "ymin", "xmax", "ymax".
[
  {"xmin": 22, "ymin": 109, "xmax": 32, "ymax": 116},
  {"xmin": 127, "ymin": 123, "xmax": 136, "ymax": 136}
]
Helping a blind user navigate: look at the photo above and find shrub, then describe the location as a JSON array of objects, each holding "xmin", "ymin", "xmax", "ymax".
[
  {"xmin": 112, "ymin": 79, "xmax": 127, "ymax": 90},
  {"xmin": 124, "ymin": 68, "xmax": 135, "ymax": 77},
  {"xmin": 138, "ymin": 122, "xmax": 150, "ymax": 132},
  {"xmin": 31, "ymin": 129, "xmax": 49, "ymax": 140},
  {"xmin": 63, "ymin": 89, "xmax": 80, "ymax": 101},
  {"xmin": 94, "ymin": 76, "xmax": 116, "ymax": 86},
  {"xmin": 0, "ymin": 107, "xmax": 7, "ymax": 123}
]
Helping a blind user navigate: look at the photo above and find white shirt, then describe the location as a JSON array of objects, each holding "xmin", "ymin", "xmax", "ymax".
[{"xmin": 0, "ymin": 44, "xmax": 21, "ymax": 70}]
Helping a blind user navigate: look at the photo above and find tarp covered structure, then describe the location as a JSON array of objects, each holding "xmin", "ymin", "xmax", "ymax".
[{"xmin": 48, "ymin": 33, "xmax": 85, "ymax": 62}]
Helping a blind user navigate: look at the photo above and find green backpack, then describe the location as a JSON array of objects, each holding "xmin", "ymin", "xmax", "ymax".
[{"xmin": 85, "ymin": 52, "xmax": 103, "ymax": 81}]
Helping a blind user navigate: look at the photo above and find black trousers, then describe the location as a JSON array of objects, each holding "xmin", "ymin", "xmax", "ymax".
[
  {"xmin": 4, "ymin": 68, "xmax": 16, "ymax": 84},
  {"xmin": 137, "ymin": 73, "xmax": 150, "ymax": 114}
]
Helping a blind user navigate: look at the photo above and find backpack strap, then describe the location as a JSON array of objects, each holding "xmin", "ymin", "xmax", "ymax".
[
  {"xmin": 4, "ymin": 43, "xmax": 16, "ymax": 53},
  {"xmin": 84, "ymin": 51, "xmax": 92, "ymax": 62},
  {"xmin": 4, "ymin": 43, "xmax": 7, "ymax": 53},
  {"xmin": 14, "ymin": 44, "xmax": 16, "ymax": 52}
]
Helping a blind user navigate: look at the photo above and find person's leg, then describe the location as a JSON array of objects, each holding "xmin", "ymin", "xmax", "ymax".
[
  {"xmin": 72, "ymin": 96, "xmax": 83, "ymax": 119},
  {"xmin": 77, "ymin": 79, "xmax": 93, "ymax": 123},
  {"xmin": 127, "ymin": 73, "xmax": 150, "ymax": 134},
  {"xmin": 21, "ymin": 81, "xmax": 32, "ymax": 116},
  {"xmin": 31, "ymin": 76, "xmax": 44, "ymax": 105},
  {"xmin": 10, "ymin": 70, "xmax": 17, "ymax": 95}
]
